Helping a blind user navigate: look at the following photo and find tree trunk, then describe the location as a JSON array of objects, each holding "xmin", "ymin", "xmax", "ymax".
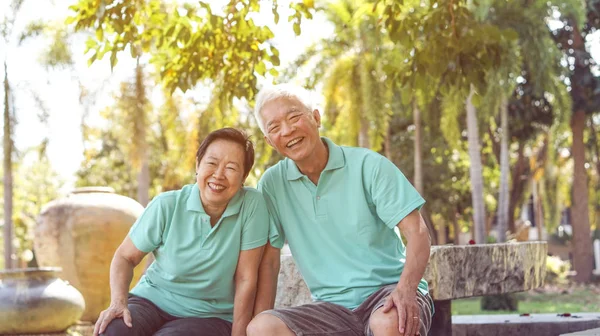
[
  {"xmin": 496, "ymin": 96, "xmax": 510, "ymax": 242},
  {"xmin": 3, "ymin": 61, "xmax": 14, "ymax": 269},
  {"xmin": 384, "ymin": 123, "xmax": 392, "ymax": 160},
  {"xmin": 571, "ymin": 109, "xmax": 593, "ymax": 283},
  {"xmin": 466, "ymin": 85, "xmax": 486, "ymax": 244},
  {"xmin": 134, "ymin": 60, "xmax": 149, "ymax": 207},
  {"xmin": 358, "ymin": 117, "xmax": 370, "ymax": 148},
  {"xmin": 413, "ymin": 100, "xmax": 423, "ymax": 194},
  {"xmin": 508, "ymin": 141, "xmax": 532, "ymax": 233},
  {"xmin": 453, "ymin": 214, "xmax": 461, "ymax": 244}
]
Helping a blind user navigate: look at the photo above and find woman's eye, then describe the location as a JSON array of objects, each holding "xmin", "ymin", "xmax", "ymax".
[{"xmin": 226, "ymin": 167, "xmax": 236, "ymax": 171}]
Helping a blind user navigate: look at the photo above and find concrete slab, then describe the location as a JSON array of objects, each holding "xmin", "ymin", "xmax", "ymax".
[
  {"xmin": 453, "ymin": 313, "xmax": 600, "ymax": 336},
  {"xmin": 561, "ymin": 327, "xmax": 600, "ymax": 335}
]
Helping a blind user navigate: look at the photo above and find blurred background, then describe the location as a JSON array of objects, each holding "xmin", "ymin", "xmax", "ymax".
[{"xmin": 1, "ymin": 0, "xmax": 599, "ymax": 316}]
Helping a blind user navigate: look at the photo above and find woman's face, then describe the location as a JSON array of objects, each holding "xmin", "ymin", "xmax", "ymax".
[{"xmin": 196, "ymin": 139, "xmax": 246, "ymax": 211}]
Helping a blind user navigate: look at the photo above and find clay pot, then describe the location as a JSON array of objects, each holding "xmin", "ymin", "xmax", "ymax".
[
  {"xmin": 34, "ymin": 187, "xmax": 146, "ymax": 322},
  {"xmin": 0, "ymin": 267, "xmax": 85, "ymax": 334}
]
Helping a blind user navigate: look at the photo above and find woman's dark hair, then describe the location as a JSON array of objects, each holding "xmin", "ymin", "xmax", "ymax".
[{"xmin": 195, "ymin": 128, "xmax": 255, "ymax": 177}]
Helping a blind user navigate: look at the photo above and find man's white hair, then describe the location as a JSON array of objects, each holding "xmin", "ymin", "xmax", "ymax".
[{"xmin": 253, "ymin": 83, "xmax": 314, "ymax": 134}]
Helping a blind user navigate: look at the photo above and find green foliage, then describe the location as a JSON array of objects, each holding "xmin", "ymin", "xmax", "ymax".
[
  {"xmin": 0, "ymin": 148, "xmax": 62, "ymax": 266},
  {"xmin": 290, "ymin": 0, "xmax": 393, "ymax": 150},
  {"xmin": 68, "ymin": 0, "xmax": 314, "ymax": 97},
  {"xmin": 545, "ymin": 255, "xmax": 571, "ymax": 284}
]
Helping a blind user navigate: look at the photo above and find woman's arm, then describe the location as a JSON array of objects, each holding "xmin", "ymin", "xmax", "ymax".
[
  {"xmin": 94, "ymin": 236, "xmax": 147, "ymax": 336},
  {"xmin": 252, "ymin": 242, "xmax": 281, "ymax": 316},
  {"xmin": 232, "ymin": 245, "xmax": 265, "ymax": 336}
]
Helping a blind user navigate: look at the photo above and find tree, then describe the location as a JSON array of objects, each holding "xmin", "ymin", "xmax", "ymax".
[
  {"xmin": 550, "ymin": 0, "xmax": 600, "ymax": 282},
  {"xmin": 380, "ymin": 0, "xmax": 520, "ymax": 243},
  {"xmin": 283, "ymin": 0, "xmax": 393, "ymax": 151},
  {"xmin": 482, "ymin": 0, "xmax": 576, "ymax": 241},
  {"xmin": 68, "ymin": 0, "xmax": 314, "ymax": 98},
  {"xmin": 1, "ymin": 0, "xmax": 73, "ymax": 269}
]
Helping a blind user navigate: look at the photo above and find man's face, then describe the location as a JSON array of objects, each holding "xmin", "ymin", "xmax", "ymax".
[{"xmin": 260, "ymin": 96, "xmax": 322, "ymax": 163}]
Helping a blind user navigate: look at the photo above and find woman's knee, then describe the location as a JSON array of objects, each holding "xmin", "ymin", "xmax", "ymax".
[
  {"xmin": 247, "ymin": 313, "xmax": 293, "ymax": 336},
  {"xmin": 101, "ymin": 318, "xmax": 131, "ymax": 336}
]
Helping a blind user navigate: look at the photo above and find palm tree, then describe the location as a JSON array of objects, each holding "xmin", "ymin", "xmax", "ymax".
[
  {"xmin": 552, "ymin": 4, "xmax": 600, "ymax": 281},
  {"xmin": 285, "ymin": 0, "xmax": 393, "ymax": 151},
  {"xmin": 482, "ymin": 0, "xmax": 575, "ymax": 242}
]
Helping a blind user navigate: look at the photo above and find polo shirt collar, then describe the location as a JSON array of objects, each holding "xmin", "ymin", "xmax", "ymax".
[
  {"xmin": 186, "ymin": 183, "xmax": 244, "ymax": 218},
  {"xmin": 286, "ymin": 137, "xmax": 345, "ymax": 181}
]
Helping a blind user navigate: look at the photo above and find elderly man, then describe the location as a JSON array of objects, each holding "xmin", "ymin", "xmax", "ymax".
[{"xmin": 247, "ymin": 84, "xmax": 433, "ymax": 336}]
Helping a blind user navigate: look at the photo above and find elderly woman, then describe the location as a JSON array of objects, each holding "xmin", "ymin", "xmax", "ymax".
[{"xmin": 95, "ymin": 128, "xmax": 268, "ymax": 336}]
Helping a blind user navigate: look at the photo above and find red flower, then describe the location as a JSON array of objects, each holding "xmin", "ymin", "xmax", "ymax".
[{"xmin": 468, "ymin": 239, "xmax": 476, "ymax": 245}]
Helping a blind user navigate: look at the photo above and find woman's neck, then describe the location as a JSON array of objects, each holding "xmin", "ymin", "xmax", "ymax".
[{"xmin": 202, "ymin": 202, "xmax": 226, "ymax": 226}]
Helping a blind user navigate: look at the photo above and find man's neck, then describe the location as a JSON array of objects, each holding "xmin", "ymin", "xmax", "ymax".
[{"xmin": 295, "ymin": 139, "xmax": 329, "ymax": 183}]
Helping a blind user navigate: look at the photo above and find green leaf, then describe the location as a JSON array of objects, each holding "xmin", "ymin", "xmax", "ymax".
[
  {"xmin": 271, "ymin": 55, "xmax": 280, "ymax": 66},
  {"xmin": 110, "ymin": 51, "xmax": 118, "ymax": 70},
  {"xmin": 273, "ymin": 7, "xmax": 280, "ymax": 24},
  {"xmin": 96, "ymin": 28, "xmax": 104, "ymax": 41},
  {"xmin": 255, "ymin": 61, "xmax": 266, "ymax": 75}
]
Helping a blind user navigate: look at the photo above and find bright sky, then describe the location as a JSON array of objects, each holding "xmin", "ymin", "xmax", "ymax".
[{"xmin": 0, "ymin": 0, "xmax": 332, "ymax": 189}]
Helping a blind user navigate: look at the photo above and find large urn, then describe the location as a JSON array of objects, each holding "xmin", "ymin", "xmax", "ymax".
[
  {"xmin": 0, "ymin": 267, "xmax": 85, "ymax": 334},
  {"xmin": 34, "ymin": 187, "xmax": 146, "ymax": 322}
]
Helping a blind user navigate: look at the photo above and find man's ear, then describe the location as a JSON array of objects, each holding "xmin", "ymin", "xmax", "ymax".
[
  {"xmin": 264, "ymin": 135, "xmax": 274, "ymax": 147},
  {"xmin": 313, "ymin": 109, "xmax": 322, "ymax": 127}
]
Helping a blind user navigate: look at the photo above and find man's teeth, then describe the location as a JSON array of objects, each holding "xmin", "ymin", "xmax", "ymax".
[
  {"xmin": 287, "ymin": 138, "xmax": 302, "ymax": 148},
  {"xmin": 209, "ymin": 183, "xmax": 225, "ymax": 190}
]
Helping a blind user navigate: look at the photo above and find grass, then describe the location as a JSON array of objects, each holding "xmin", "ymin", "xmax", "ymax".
[{"xmin": 452, "ymin": 287, "xmax": 600, "ymax": 315}]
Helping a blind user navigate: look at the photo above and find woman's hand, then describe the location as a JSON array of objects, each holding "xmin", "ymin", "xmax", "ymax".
[{"xmin": 93, "ymin": 301, "xmax": 132, "ymax": 336}]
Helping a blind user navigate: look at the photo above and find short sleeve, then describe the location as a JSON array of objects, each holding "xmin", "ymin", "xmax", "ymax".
[
  {"xmin": 128, "ymin": 195, "xmax": 169, "ymax": 253},
  {"xmin": 240, "ymin": 191, "xmax": 270, "ymax": 251},
  {"xmin": 258, "ymin": 177, "xmax": 285, "ymax": 249},
  {"xmin": 370, "ymin": 155, "xmax": 426, "ymax": 229}
]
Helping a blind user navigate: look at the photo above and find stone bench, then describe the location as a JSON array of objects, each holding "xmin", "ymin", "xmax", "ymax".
[{"xmin": 275, "ymin": 241, "xmax": 548, "ymax": 336}]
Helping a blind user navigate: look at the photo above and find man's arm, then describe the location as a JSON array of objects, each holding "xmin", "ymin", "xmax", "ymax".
[
  {"xmin": 232, "ymin": 245, "xmax": 265, "ymax": 336},
  {"xmin": 381, "ymin": 209, "xmax": 431, "ymax": 335},
  {"xmin": 396, "ymin": 210, "xmax": 431, "ymax": 292},
  {"xmin": 252, "ymin": 242, "xmax": 281, "ymax": 316}
]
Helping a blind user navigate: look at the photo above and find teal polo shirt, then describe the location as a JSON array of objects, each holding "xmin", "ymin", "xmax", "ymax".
[
  {"xmin": 259, "ymin": 137, "xmax": 428, "ymax": 310},
  {"xmin": 129, "ymin": 184, "xmax": 268, "ymax": 322}
]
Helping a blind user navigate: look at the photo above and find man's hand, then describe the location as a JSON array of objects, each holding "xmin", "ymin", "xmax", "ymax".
[
  {"xmin": 381, "ymin": 288, "xmax": 421, "ymax": 336},
  {"xmin": 93, "ymin": 302, "xmax": 132, "ymax": 336}
]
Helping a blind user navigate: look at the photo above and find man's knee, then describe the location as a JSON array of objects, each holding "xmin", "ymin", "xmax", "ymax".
[
  {"xmin": 247, "ymin": 313, "xmax": 293, "ymax": 336},
  {"xmin": 369, "ymin": 309, "xmax": 401, "ymax": 336}
]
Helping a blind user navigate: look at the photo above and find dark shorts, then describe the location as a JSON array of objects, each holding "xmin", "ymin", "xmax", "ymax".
[
  {"xmin": 102, "ymin": 295, "xmax": 232, "ymax": 336},
  {"xmin": 262, "ymin": 285, "xmax": 433, "ymax": 336}
]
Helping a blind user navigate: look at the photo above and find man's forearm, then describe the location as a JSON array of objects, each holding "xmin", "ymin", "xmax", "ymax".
[
  {"xmin": 253, "ymin": 245, "xmax": 280, "ymax": 315},
  {"xmin": 109, "ymin": 254, "xmax": 136, "ymax": 305},
  {"xmin": 397, "ymin": 215, "xmax": 431, "ymax": 293},
  {"xmin": 232, "ymin": 279, "xmax": 257, "ymax": 336}
]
